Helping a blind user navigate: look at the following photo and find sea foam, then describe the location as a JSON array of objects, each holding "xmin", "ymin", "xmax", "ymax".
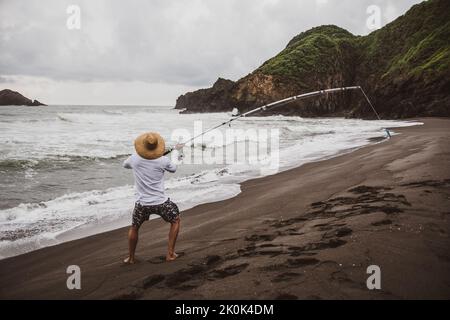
[{"xmin": 0, "ymin": 105, "xmax": 422, "ymax": 259}]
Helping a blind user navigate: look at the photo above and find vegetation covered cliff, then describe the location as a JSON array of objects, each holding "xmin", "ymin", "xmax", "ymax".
[{"xmin": 176, "ymin": 0, "xmax": 449, "ymax": 118}]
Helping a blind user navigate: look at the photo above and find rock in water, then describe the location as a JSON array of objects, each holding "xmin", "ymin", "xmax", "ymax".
[{"xmin": 0, "ymin": 89, "xmax": 47, "ymax": 106}]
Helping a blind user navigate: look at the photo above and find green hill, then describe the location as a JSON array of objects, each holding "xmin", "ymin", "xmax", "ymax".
[{"xmin": 176, "ymin": 0, "xmax": 449, "ymax": 118}]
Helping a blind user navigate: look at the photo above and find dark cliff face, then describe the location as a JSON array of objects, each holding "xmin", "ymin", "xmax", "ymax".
[
  {"xmin": 175, "ymin": 78, "xmax": 234, "ymax": 113},
  {"xmin": 351, "ymin": 0, "xmax": 450, "ymax": 118},
  {"xmin": 175, "ymin": 0, "xmax": 449, "ymax": 118},
  {"xmin": 0, "ymin": 89, "xmax": 47, "ymax": 106}
]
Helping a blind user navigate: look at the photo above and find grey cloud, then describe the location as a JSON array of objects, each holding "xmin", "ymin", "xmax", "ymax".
[{"xmin": 0, "ymin": 0, "xmax": 422, "ymax": 87}]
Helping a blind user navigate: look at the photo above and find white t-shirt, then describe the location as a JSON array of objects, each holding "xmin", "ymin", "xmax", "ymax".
[{"xmin": 123, "ymin": 154, "xmax": 177, "ymax": 205}]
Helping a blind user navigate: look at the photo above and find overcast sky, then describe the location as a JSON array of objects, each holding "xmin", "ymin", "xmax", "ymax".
[{"xmin": 0, "ymin": 0, "xmax": 422, "ymax": 105}]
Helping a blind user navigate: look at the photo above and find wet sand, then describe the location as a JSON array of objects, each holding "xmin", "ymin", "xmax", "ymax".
[{"xmin": 1, "ymin": 118, "xmax": 449, "ymax": 299}]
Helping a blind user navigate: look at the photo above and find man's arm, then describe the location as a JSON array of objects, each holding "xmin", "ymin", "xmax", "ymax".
[
  {"xmin": 123, "ymin": 155, "xmax": 133, "ymax": 169},
  {"xmin": 163, "ymin": 156, "xmax": 177, "ymax": 173}
]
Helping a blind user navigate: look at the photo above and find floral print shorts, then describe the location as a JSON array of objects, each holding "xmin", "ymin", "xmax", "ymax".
[{"xmin": 132, "ymin": 198, "xmax": 180, "ymax": 228}]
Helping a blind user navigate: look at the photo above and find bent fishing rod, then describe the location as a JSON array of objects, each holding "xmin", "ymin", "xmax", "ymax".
[{"xmin": 165, "ymin": 86, "xmax": 390, "ymax": 155}]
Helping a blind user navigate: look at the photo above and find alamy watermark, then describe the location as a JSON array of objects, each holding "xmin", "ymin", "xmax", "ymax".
[
  {"xmin": 366, "ymin": 5, "xmax": 382, "ymax": 30},
  {"xmin": 366, "ymin": 265, "xmax": 381, "ymax": 290},
  {"xmin": 66, "ymin": 265, "xmax": 81, "ymax": 290},
  {"xmin": 168, "ymin": 121, "xmax": 281, "ymax": 175},
  {"xmin": 66, "ymin": 5, "xmax": 81, "ymax": 30}
]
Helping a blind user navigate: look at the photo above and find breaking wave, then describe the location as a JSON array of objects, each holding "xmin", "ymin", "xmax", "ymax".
[
  {"xmin": 0, "ymin": 104, "xmax": 423, "ymax": 259},
  {"xmin": 0, "ymin": 173, "xmax": 241, "ymax": 259}
]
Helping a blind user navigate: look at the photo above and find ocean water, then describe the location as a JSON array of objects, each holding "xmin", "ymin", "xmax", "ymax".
[{"xmin": 0, "ymin": 105, "xmax": 421, "ymax": 259}]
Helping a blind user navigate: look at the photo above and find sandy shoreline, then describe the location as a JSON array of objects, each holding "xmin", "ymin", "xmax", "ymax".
[{"xmin": 1, "ymin": 118, "xmax": 449, "ymax": 299}]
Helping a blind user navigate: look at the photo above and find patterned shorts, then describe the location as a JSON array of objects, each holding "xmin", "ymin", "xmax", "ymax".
[{"xmin": 132, "ymin": 198, "xmax": 180, "ymax": 228}]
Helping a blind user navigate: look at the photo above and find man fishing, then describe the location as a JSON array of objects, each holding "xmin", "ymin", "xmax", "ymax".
[
  {"xmin": 123, "ymin": 132, "xmax": 183, "ymax": 263},
  {"xmin": 121, "ymin": 87, "xmax": 387, "ymax": 264}
]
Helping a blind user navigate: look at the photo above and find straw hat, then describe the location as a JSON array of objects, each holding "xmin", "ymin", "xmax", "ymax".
[{"xmin": 134, "ymin": 132, "xmax": 165, "ymax": 160}]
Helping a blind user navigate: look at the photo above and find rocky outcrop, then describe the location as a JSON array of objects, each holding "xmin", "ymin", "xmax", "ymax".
[
  {"xmin": 176, "ymin": 78, "xmax": 235, "ymax": 113},
  {"xmin": 176, "ymin": 0, "xmax": 449, "ymax": 118},
  {"xmin": 0, "ymin": 89, "xmax": 46, "ymax": 106}
]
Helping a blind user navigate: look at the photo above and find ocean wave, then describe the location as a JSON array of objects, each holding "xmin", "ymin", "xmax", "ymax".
[
  {"xmin": 240, "ymin": 115, "xmax": 304, "ymax": 122},
  {"xmin": 0, "ymin": 175, "xmax": 241, "ymax": 259},
  {"xmin": 0, "ymin": 117, "xmax": 56, "ymax": 124},
  {"xmin": 102, "ymin": 109, "xmax": 124, "ymax": 115},
  {"xmin": 0, "ymin": 159, "xmax": 37, "ymax": 169},
  {"xmin": 55, "ymin": 111, "xmax": 180, "ymax": 125},
  {"xmin": 0, "ymin": 154, "xmax": 131, "ymax": 170},
  {"xmin": 56, "ymin": 113, "xmax": 73, "ymax": 122}
]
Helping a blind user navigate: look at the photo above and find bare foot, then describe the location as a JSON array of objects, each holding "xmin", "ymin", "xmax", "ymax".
[
  {"xmin": 166, "ymin": 252, "xmax": 178, "ymax": 262},
  {"xmin": 123, "ymin": 256, "xmax": 136, "ymax": 264}
]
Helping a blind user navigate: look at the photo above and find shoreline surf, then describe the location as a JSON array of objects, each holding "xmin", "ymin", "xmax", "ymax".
[
  {"xmin": 0, "ymin": 118, "xmax": 421, "ymax": 259},
  {"xmin": 0, "ymin": 118, "xmax": 448, "ymax": 299}
]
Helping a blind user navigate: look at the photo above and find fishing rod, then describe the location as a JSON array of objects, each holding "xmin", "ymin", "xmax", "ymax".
[{"xmin": 165, "ymin": 85, "xmax": 390, "ymax": 155}]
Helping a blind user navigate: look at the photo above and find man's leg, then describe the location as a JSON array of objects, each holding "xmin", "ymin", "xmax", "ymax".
[
  {"xmin": 124, "ymin": 226, "xmax": 139, "ymax": 264},
  {"xmin": 166, "ymin": 217, "xmax": 180, "ymax": 261}
]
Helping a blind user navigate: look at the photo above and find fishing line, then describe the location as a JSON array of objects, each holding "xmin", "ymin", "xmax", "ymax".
[
  {"xmin": 165, "ymin": 86, "xmax": 390, "ymax": 155},
  {"xmin": 358, "ymin": 87, "xmax": 391, "ymax": 138}
]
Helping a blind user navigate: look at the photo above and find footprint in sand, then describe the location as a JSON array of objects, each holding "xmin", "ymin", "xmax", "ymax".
[
  {"xmin": 271, "ymin": 272, "xmax": 302, "ymax": 283},
  {"xmin": 204, "ymin": 255, "xmax": 221, "ymax": 265},
  {"xmin": 147, "ymin": 252, "xmax": 186, "ymax": 264},
  {"xmin": 275, "ymin": 293, "xmax": 298, "ymax": 300},
  {"xmin": 141, "ymin": 274, "xmax": 165, "ymax": 289},
  {"xmin": 371, "ymin": 219, "xmax": 392, "ymax": 226},
  {"xmin": 287, "ymin": 258, "xmax": 320, "ymax": 267},
  {"xmin": 323, "ymin": 226, "xmax": 353, "ymax": 238},
  {"xmin": 112, "ymin": 289, "xmax": 143, "ymax": 300},
  {"xmin": 245, "ymin": 234, "xmax": 277, "ymax": 242},
  {"xmin": 208, "ymin": 263, "xmax": 249, "ymax": 279}
]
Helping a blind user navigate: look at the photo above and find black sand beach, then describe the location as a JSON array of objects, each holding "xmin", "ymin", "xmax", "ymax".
[{"xmin": 1, "ymin": 118, "xmax": 449, "ymax": 299}]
